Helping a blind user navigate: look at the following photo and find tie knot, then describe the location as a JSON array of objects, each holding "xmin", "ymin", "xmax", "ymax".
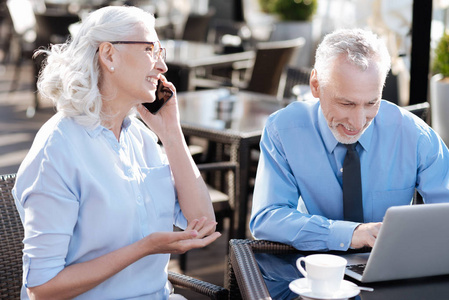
[{"xmin": 345, "ymin": 143, "xmax": 357, "ymax": 152}]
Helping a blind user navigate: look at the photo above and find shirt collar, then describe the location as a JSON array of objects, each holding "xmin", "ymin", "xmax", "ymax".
[
  {"xmin": 317, "ymin": 105, "xmax": 374, "ymax": 153},
  {"xmin": 85, "ymin": 116, "xmax": 132, "ymax": 138}
]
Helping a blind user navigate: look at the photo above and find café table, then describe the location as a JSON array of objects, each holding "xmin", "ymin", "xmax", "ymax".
[
  {"xmin": 177, "ymin": 88, "xmax": 289, "ymax": 239},
  {"xmin": 227, "ymin": 239, "xmax": 449, "ymax": 300},
  {"xmin": 163, "ymin": 39, "xmax": 255, "ymax": 92}
]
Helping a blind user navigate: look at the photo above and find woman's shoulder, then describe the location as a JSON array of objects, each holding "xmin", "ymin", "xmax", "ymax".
[
  {"xmin": 34, "ymin": 112, "xmax": 70, "ymax": 144},
  {"xmin": 16, "ymin": 113, "xmax": 81, "ymax": 185},
  {"xmin": 35, "ymin": 112, "xmax": 93, "ymax": 146}
]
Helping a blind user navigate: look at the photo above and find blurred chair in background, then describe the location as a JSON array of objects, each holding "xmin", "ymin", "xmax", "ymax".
[
  {"xmin": 191, "ymin": 37, "xmax": 305, "ymax": 97},
  {"xmin": 207, "ymin": 19, "xmax": 253, "ymax": 53},
  {"xmin": 181, "ymin": 9, "xmax": 215, "ymax": 42},
  {"xmin": 6, "ymin": 0, "xmax": 79, "ymax": 114},
  {"xmin": 181, "ymin": 19, "xmax": 253, "ymax": 91},
  {"xmin": 277, "ymin": 65, "xmax": 312, "ymax": 100},
  {"xmin": 6, "ymin": 0, "xmax": 36, "ymax": 95},
  {"xmin": 32, "ymin": 9, "xmax": 79, "ymax": 112},
  {"xmin": 0, "ymin": 0, "xmax": 11, "ymax": 64},
  {"xmin": 240, "ymin": 37, "xmax": 305, "ymax": 96}
]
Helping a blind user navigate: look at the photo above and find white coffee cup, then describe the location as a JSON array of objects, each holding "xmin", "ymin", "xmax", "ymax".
[{"xmin": 296, "ymin": 254, "xmax": 347, "ymax": 297}]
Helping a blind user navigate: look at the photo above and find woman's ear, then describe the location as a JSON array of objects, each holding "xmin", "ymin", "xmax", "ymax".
[
  {"xmin": 97, "ymin": 42, "xmax": 117, "ymax": 72},
  {"xmin": 309, "ymin": 69, "xmax": 320, "ymax": 98}
]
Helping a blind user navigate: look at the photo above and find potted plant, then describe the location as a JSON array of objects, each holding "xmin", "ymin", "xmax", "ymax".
[
  {"xmin": 259, "ymin": 0, "xmax": 319, "ymax": 67},
  {"xmin": 272, "ymin": 0, "xmax": 318, "ymax": 21},
  {"xmin": 430, "ymin": 31, "xmax": 449, "ymax": 145},
  {"xmin": 259, "ymin": 0, "xmax": 317, "ymax": 21}
]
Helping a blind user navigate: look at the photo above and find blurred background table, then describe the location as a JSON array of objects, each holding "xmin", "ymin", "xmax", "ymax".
[
  {"xmin": 177, "ymin": 88, "xmax": 288, "ymax": 239},
  {"xmin": 163, "ymin": 39, "xmax": 254, "ymax": 92}
]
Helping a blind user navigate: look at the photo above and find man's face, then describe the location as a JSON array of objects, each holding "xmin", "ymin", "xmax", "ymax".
[{"xmin": 310, "ymin": 57, "xmax": 384, "ymax": 144}]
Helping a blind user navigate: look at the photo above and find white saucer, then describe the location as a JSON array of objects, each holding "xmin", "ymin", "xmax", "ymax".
[{"xmin": 289, "ymin": 278, "xmax": 360, "ymax": 300}]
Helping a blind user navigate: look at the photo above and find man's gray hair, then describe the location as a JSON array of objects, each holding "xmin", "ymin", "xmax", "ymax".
[{"xmin": 314, "ymin": 28, "xmax": 391, "ymax": 87}]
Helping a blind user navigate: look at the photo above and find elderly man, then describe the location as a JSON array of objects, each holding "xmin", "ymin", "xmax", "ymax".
[{"xmin": 250, "ymin": 28, "xmax": 449, "ymax": 252}]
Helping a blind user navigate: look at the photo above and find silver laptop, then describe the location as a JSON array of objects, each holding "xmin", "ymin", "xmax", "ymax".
[{"xmin": 343, "ymin": 203, "xmax": 449, "ymax": 283}]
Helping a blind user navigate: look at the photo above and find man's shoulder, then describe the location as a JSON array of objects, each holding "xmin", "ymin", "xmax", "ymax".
[
  {"xmin": 377, "ymin": 100, "xmax": 429, "ymax": 128},
  {"xmin": 267, "ymin": 99, "xmax": 319, "ymax": 128},
  {"xmin": 375, "ymin": 100, "xmax": 436, "ymax": 146}
]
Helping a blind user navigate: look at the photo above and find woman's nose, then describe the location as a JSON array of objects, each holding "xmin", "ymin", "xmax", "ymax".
[{"xmin": 155, "ymin": 59, "xmax": 168, "ymax": 74}]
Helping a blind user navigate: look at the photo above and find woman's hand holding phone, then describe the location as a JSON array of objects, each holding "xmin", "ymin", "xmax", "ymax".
[
  {"xmin": 137, "ymin": 78, "xmax": 182, "ymax": 144},
  {"xmin": 143, "ymin": 79, "xmax": 174, "ymax": 114}
]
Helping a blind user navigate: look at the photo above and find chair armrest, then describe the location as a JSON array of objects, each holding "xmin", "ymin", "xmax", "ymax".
[
  {"xmin": 197, "ymin": 161, "xmax": 237, "ymax": 172},
  {"xmin": 168, "ymin": 271, "xmax": 229, "ymax": 300}
]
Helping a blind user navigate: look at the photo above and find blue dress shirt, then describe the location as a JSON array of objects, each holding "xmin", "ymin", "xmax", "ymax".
[
  {"xmin": 13, "ymin": 112, "xmax": 187, "ymax": 299},
  {"xmin": 250, "ymin": 100, "xmax": 449, "ymax": 252}
]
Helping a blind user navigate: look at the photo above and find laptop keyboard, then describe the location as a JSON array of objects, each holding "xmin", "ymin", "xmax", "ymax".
[{"xmin": 347, "ymin": 264, "xmax": 366, "ymax": 276}]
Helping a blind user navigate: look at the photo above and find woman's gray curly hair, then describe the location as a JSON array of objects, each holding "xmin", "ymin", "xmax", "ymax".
[
  {"xmin": 314, "ymin": 28, "xmax": 391, "ymax": 88},
  {"xmin": 35, "ymin": 6, "xmax": 155, "ymax": 128}
]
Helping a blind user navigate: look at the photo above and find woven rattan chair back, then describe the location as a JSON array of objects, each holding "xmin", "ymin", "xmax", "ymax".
[
  {"xmin": 0, "ymin": 173, "xmax": 22, "ymax": 299},
  {"xmin": 245, "ymin": 37, "xmax": 305, "ymax": 96}
]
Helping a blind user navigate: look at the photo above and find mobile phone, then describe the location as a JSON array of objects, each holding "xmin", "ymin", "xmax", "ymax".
[{"xmin": 143, "ymin": 79, "xmax": 174, "ymax": 114}]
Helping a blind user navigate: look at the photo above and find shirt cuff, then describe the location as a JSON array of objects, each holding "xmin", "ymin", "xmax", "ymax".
[
  {"xmin": 23, "ymin": 254, "xmax": 65, "ymax": 288},
  {"xmin": 328, "ymin": 221, "xmax": 360, "ymax": 251}
]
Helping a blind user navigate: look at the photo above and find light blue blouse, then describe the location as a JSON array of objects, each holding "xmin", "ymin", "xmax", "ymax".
[
  {"xmin": 250, "ymin": 100, "xmax": 449, "ymax": 252},
  {"xmin": 13, "ymin": 112, "xmax": 187, "ymax": 299}
]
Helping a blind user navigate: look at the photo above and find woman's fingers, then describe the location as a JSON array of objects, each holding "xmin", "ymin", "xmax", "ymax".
[
  {"xmin": 148, "ymin": 228, "xmax": 222, "ymax": 255},
  {"xmin": 196, "ymin": 220, "xmax": 218, "ymax": 237},
  {"xmin": 178, "ymin": 231, "xmax": 222, "ymax": 251},
  {"xmin": 186, "ymin": 217, "xmax": 213, "ymax": 232},
  {"xmin": 186, "ymin": 217, "xmax": 218, "ymax": 238},
  {"xmin": 192, "ymin": 216, "xmax": 207, "ymax": 231},
  {"xmin": 146, "ymin": 217, "xmax": 221, "ymax": 254},
  {"xmin": 185, "ymin": 218, "xmax": 199, "ymax": 231}
]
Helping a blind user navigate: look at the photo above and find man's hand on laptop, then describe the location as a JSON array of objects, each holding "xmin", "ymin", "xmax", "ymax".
[{"xmin": 350, "ymin": 222, "xmax": 382, "ymax": 249}]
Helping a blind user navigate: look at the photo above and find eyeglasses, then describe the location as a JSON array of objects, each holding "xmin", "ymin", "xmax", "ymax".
[{"xmin": 107, "ymin": 41, "xmax": 166, "ymax": 61}]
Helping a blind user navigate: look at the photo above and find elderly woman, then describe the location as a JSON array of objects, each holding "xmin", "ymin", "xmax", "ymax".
[{"xmin": 12, "ymin": 6, "xmax": 221, "ymax": 299}]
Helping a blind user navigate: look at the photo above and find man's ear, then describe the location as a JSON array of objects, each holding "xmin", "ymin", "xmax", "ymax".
[
  {"xmin": 97, "ymin": 42, "xmax": 117, "ymax": 71},
  {"xmin": 310, "ymin": 69, "xmax": 320, "ymax": 98}
]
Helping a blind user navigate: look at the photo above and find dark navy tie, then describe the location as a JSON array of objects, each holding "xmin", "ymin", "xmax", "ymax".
[{"xmin": 343, "ymin": 143, "xmax": 364, "ymax": 222}]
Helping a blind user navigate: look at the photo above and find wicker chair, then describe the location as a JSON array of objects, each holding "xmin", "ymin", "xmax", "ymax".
[
  {"xmin": 181, "ymin": 9, "xmax": 215, "ymax": 42},
  {"xmin": 227, "ymin": 239, "xmax": 298, "ymax": 300},
  {"xmin": 191, "ymin": 37, "xmax": 305, "ymax": 97},
  {"xmin": 0, "ymin": 173, "xmax": 228, "ymax": 300},
  {"xmin": 277, "ymin": 66, "xmax": 312, "ymax": 100}
]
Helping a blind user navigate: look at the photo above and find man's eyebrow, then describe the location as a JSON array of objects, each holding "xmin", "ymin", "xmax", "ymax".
[
  {"xmin": 369, "ymin": 97, "xmax": 382, "ymax": 103},
  {"xmin": 334, "ymin": 96, "xmax": 380, "ymax": 104},
  {"xmin": 334, "ymin": 96, "xmax": 353, "ymax": 103}
]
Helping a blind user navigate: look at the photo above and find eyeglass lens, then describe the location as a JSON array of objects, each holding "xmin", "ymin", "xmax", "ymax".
[
  {"xmin": 152, "ymin": 42, "xmax": 166, "ymax": 61},
  {"xmin": 107, "ymin": 41, "xmax": 166, "ymax": 61}
]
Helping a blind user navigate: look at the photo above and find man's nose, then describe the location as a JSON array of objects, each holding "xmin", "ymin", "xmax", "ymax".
[{"xmin": 350, "ymin": 107, "xmax": 366, "ymax": 130}]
